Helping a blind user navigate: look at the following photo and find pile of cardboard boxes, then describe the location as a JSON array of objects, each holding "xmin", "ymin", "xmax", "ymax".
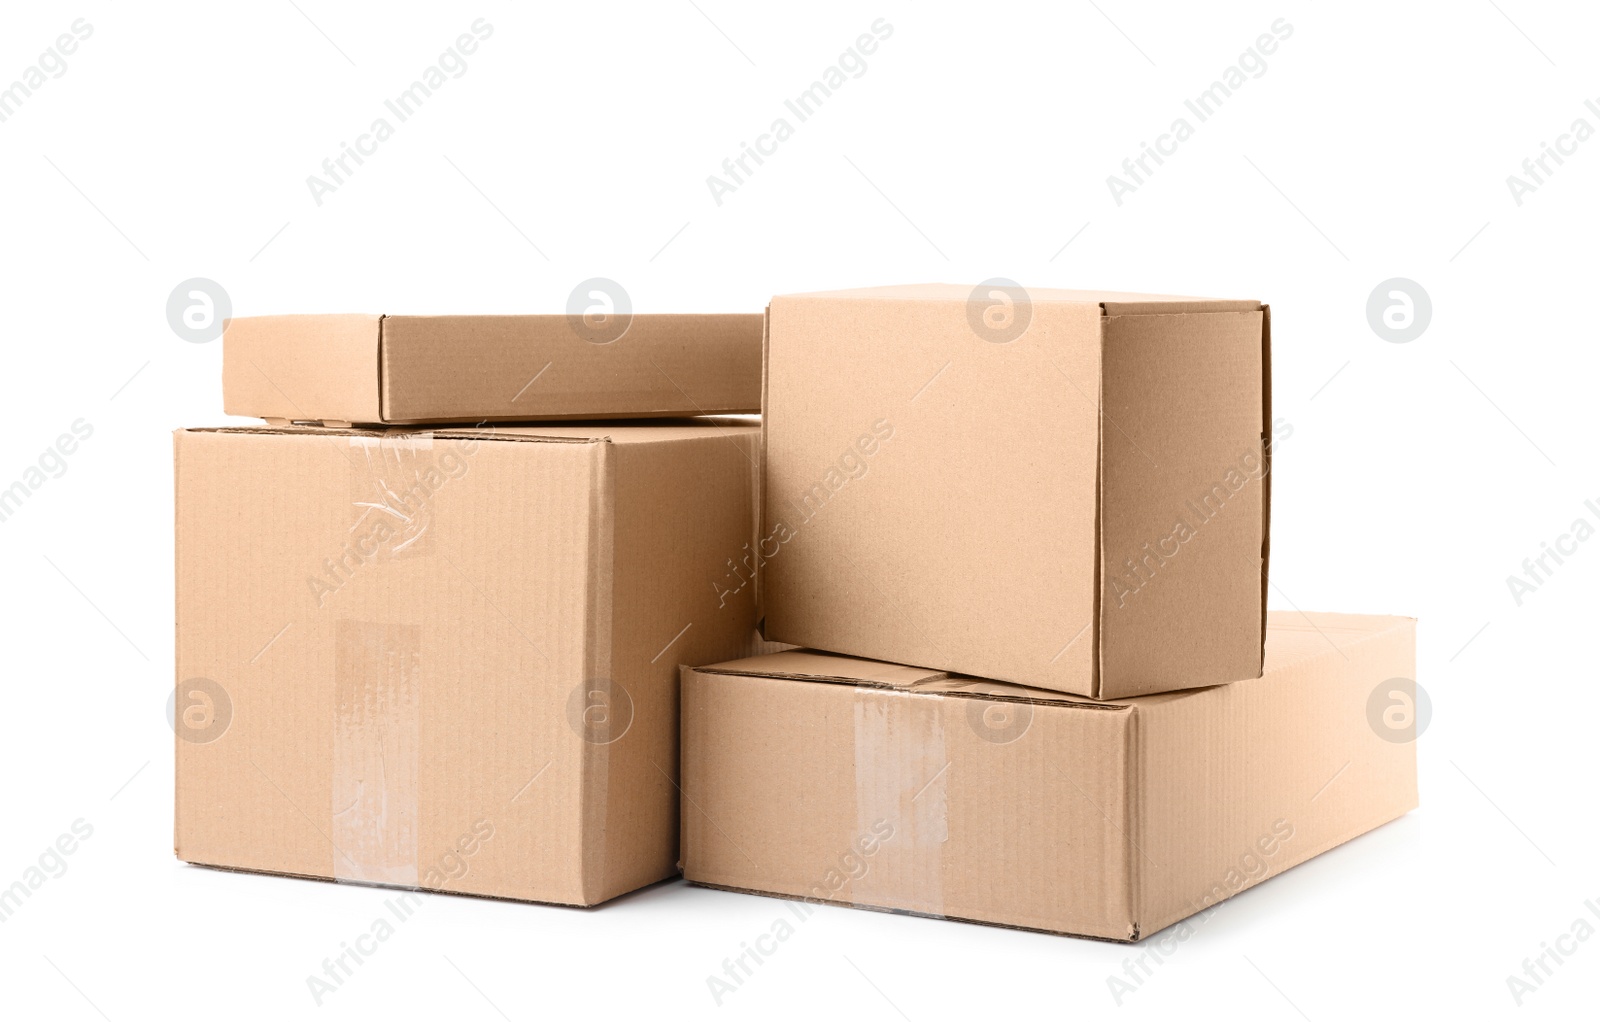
[{"xmin": 175, "ymin": 285, "xmax": 1417, "ymax": 940}]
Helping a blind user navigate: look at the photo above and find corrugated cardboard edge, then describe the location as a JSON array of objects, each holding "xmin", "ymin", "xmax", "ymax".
[
  {"xmin": 181, "ymin": 861, "xmax": 621, "ymax": 909},
  {"xmin": 171, "ymin": 430, "xmax": 184, "ymax": 863},
  {"xmin": 1257, "ymin": 305, "xmax": 1274, "ymax": 677},
  {"xmin": 1122, "ymin": 697, "xmax": 1144, "ymax": 940},
  {"xmin": 180, "ymin": 425, "xmax": 609, "ymax": 445},
  {"xmin": 1091, "ymin": 314, "xmax": 1108, "ymax": 699},
  {"xmin": 688, "ymin": 881, "xmax": 1145, "ymax": 944},
  {"xmin": 376, "ymin": 314, "xmax": 389, "ymax": 423},
  {"xmin": 755, "ymin": 304, "xmax": 773, "ymax": 637}
]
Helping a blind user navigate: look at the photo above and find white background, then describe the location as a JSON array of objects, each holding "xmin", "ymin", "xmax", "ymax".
[{"xmin": 1, "ymin": 1, "xmax": 1596, "ymax": 1018}]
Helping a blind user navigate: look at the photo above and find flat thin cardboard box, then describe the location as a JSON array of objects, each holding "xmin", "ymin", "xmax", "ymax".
[
  {"xmin": 175, "ymin": 420, "xmax": 764, "ymax": 906},
  {"xmin": 681, "ymin": 612, "xmax": 1417, "ymax": 941},
  {"xmin": 761, "ymin": 283, "xmax": 1276, "ymax": 699},
  {"xmin": 223, "ymin": 313, "xmax": 763, "ymax": 426}
]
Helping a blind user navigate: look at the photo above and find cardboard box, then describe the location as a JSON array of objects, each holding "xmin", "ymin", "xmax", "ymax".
[
  {"xmin": 761, "ymin": 284, "xmax": 1274, "ymax": 698},
  {"xmin": 223, "ymin": 313, "xmax": 763, "ymax": 426},
  {"xmin": 681, "ymin": 612, "xmax": 1417, "ymax": 941},
  {"xmin": 175, "ymin": 420, "xmax": 764, "ymax": 906}
]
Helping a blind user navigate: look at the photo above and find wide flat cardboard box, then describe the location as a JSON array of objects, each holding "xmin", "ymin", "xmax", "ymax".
[
  {"xmin": 681, "ymin": 612, "xmax": 1417, "ymax": 941},
  {"xmin": 175, "ymin": 420, "xmax": 763, "ymax": 906},
  {"xmin": 223, "ymin": 313, "xmax": 763, "ymax": 425},
  {"xmin": 761, "ymin": 284, "xmax": 1274, "ymax": 698}
]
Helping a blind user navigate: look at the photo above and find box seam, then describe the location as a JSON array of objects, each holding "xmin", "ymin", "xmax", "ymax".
[
  {"xmin": 1257, "ymin": 306, "xmax": 1273, "ymax": 675},
  {"xmin": 580, "ymin": 438, "xmax": 617, "ymax": 905},
  {"xmin": 1092, "ymin": 313, "xmax": 1107, "ymax": 700},
  {"xmin": 1126, "ymin": 704, "xmax": 1143, "ymax": 940},
  {"xmin": 375, "ymin": 313, "xmax": 390, "ymax": 424},
  {"xmin": 690, "ymin": 666, "xmax": 1134, "ymax": 710},
  {"xmin": 756, "ymin": 303, "xmax": 772, "ymax": 637}
]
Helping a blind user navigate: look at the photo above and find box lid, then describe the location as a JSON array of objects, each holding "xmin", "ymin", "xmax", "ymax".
[{"xmin": 223, "ymin": 312, "xmax": 764, "ymax": 425}]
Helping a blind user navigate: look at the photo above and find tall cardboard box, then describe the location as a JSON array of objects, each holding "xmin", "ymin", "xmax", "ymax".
[
  {"xmin": 174, "ymin": 420, "xmax": 761, "ymax": 906},
  {"xmin": 761, "ymin": 284, "xmax": 1275, "ymax": 698},
  {"xmin": 223, "ymin": 313, "xmax": 763, "ymax": 425},
  {"xmin": 681, "ymin": 612, "xmax": 1417, "ymax": 940}
]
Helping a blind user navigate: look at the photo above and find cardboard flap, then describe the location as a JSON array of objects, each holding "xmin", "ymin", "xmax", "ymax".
[
  {"xmin": 694, "ymin": 649, "xmax": 946, "ymax": 688},
  {"xmin": 222, "ymin": 314, "xmax": 384, "ymax": 424},
  {"xmin": 183, "ymin": 422, "xmax": 761, "ymax": 448},
  {"xmin": 693, "ymin": 650, "xmax": 1128, "ymax": 708},
  {"xmin": 432, "ymin": 419, "xmax": 760, "ymax": 446},
  {"xmin": 1100, "ymin": 299, "xmax": 1261, "ymax": 315}
]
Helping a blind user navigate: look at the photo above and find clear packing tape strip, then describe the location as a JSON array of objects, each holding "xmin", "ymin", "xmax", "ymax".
[
  {"xmin": 331, "ymin": 433, "xmax": 437, "ymax": 886},
  {"xmin": 847, "ymin": 685, "xmax": 949, "ymax": 919}
]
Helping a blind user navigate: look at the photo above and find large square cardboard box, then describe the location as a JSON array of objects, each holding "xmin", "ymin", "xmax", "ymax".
[
  {"xmin": 681, "ymin": 612, "xmax": 1417, "ymax": 941},
  {"xmin": 223, "ymin": 313, "xmax": 763, "ymax": 425},
  {"xmin": 175, "ymin": 420, "xmax": 762, "ymax": 906},
  {"xmin": 761, "ymin": 284, "xmax": 1275, "ymax": 698}
]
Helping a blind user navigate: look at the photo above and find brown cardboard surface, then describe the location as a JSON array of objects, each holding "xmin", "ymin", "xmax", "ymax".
[
  {"xmin": 680, "ymin": 612, "xmax": 1417, "ymax": 941},
  {"xmin": 222, "ymin": 313, "xmax": 763, "ymax": 425},
  {"xmin": 221, "ymin": 314, "xmax": 385, "ymax": 425},
  {"xmin": 174, "ymin": 420, "xmax": 764, "ymax": 906},
  {"xmin": 761, "ymin": 284, "xmax": 1270, "ymax": 698},
  {"xmin": 1097, "ymin": 310, "xmax": 1266, "ymax": 695}
]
